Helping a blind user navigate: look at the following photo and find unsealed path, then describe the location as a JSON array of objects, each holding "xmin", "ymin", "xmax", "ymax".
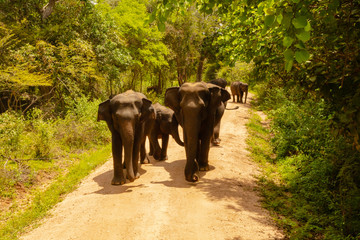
[{"xmin": 21, "ymin": 93, "xmax": 283, "ymax": 240}]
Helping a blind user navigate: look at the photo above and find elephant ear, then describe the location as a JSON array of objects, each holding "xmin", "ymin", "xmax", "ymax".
[
  {"xmin": 98, "ymin": 99, "xmax": 111, "ymax": 122},
  {"xmin": 221, "ymin": 88, "xmax": 231, "ymax": 102},
  {"xmin": 165, "ymin": 87, "xmax": 180, "ymax": 112},
  {"xmin": 165, "ymin": 87, "xmax": 183, "ymax": 126},
  {"xmin": 207, "ymin": 83, "xmax": 231, "ymax": 104},
  {"xmin": 140, "ymin": 98, "xmax": 155, "ymax": 123}
]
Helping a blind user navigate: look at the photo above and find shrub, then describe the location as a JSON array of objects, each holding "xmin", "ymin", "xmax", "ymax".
[{"xmin": 255, "ymin": 86, "xmax": 360, "ymax": 238}]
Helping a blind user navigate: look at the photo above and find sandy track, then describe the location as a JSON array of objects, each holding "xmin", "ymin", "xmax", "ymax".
[{"xmin": 21, "ymin": 94, "xmax": 283, "ymax": 240}]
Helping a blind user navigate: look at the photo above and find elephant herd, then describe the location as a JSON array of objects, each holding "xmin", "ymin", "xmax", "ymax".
[{"xmin": 97, "ymin": 80, "xmax": 248, "ymax": 185}]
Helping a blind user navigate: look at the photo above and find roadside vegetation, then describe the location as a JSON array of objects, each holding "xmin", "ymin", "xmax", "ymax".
[
  {"xmin": 1, "ymin": 0, "xmax": 359, "ymax": 239},
  {"xmin": 247, "ymin": 84, "xmax": 360, "ymax": 239}
]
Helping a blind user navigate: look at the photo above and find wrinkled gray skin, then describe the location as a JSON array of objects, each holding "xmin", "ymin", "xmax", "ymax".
[
  {"xmin": 230, "ymin": 81, "xmax": 248, "ymax": 103},
  {"xmin": 142, "ymin": 102, "xmax": 184, "ymax": 162},
  {"xmin": 165, "ymin": 82, "xmax": 230, "ymax": 182},
  {"xmin": 97, "ymin": 90, "xmax": 155, "ymax": 185}
]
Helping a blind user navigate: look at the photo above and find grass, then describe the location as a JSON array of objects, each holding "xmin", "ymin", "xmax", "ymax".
[
  {"xmin": 0, "ymin": 144, "xmax": 111, "ymax": 240},
  {"xmin": 246, "ymin": 110, "xmax": 297, "ymax": 238}
]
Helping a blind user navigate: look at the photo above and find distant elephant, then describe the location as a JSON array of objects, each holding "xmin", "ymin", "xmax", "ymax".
[
  {"xmin": 97, "ymin": 90, "xmax": 155, "ymax": 185},
  {"xmin": 230, "ymin": 81, "xmax": 248, "ymax": 103},
  {"xmin": 165, "ymin": 82, "xmax": 230, "ymax": 182},
  {"xmin": 142, "ymin": 102, "xmax": 184, "ymax": 162}
]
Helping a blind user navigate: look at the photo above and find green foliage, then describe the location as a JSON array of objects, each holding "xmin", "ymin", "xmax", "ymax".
[
  {"xmin": 0, "ymin": 97, "xmax": 110, "ymax": 200},
  {"xmin": 0, "ymin": 145, "xmax": 111, "ymax": 240},
  {"xmin": 252, "ymin": 85, "xmax": 360, "ymax": 238}
]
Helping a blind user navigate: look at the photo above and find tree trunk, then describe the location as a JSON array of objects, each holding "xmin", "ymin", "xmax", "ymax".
[
  {"xmin": 196, "ymin": 55, "xmax": 206, "ymax": 82},
  {"xmin": 41, "ymin": 0, "xmax": 57, "ymax": 19}
]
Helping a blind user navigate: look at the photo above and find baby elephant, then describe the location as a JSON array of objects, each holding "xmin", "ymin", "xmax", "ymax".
[
  {"xmin": 230, "ymin": 81, "xmax": 248, "ymax": 103},
  {"xmin": 142, "ymin": 103, "xmax": 184, "ymax": 162}
]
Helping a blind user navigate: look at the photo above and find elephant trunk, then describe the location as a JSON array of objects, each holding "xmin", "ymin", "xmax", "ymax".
[
  {"xmin": 170, "ymin": 115, "xmax": 184, "ymax": 146},
  {"xmin": 182, "ymin": 107, "xmax": 201, "ymax": 182},
  {"xmin": 119, "ymin": 120, "xmax": 135, "ymax": 182}
]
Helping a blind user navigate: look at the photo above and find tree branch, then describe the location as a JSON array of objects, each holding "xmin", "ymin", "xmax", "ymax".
[{"xmin": 41, "ymin": 0, "xmax": 59, "ymax": 19}]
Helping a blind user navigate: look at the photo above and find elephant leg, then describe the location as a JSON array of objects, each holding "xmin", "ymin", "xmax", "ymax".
[
  {"xmin": 212, "ymin": 120, "xmax": 221, "ymax": 146},
  {"xmin": 111, "ymin": 132, "xmax": 126, "ymax": 185},
  {"xmin": 244, "ymin": 91, "xmax": 248, "ymax": 104},
  {"xmin": 140, "ymin": 139, "xmax": 147, "ymax": 164},
  {"xmin": 149, "ymin": 132, "xmax": 162, "ymax": 160},
  {"xmin": 237, "ymin": 94, "xmax": 240, "ymax": 103},
  {"xmin": 160, "ymin": 134, "xmax": 169, "ymax": 160},
  {"xmin": 149, "ymin": 141, "xmax": 154, "ymax": 156},
  {"xmin": 232, "ymin": 94, "xmax": 235, "ymax": 102},
  {"xmin": 198, "ymin": 129, "xmax": 212, "ymax": 171},
  {"xmin": 240, "ymin": 91, "xmax": 244, "ymax": 103},
  {"xmin": 132, "ymin": 135, "xmax": 142, "ymax": 179}
]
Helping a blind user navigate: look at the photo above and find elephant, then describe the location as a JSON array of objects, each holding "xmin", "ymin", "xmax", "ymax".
[
  {"xmin": 209, "ymin": 78, "xmax": 227, "ymax": 88},
  {"xmin": 97, "ymin": 90, "xmax": 156, "ymax": 185},
  {"xmin": 165, "ymin": 82, "xmax": 231, "ymax": 182},
  {"xmin": 230, "ymin": 81, "xmax": 248, "ymax": 103},
  {"xmin": 207, "ymin": 78, "xmax": 237, "ymax": 145},
  {"xmin": 143, "ymin": 102, "xmax": 184, "ymax": 162}
]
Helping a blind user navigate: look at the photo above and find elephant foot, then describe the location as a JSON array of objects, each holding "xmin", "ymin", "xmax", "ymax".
[
  {"xmin": 159, "ymin": 155, "xmax": 168, "ymax": 161},
  {"xmin": 199, "ymin": 164, "xmax": 209, "ymax": 171},
  {"xmin": 111, "ymin": 176, "xmax": 126, "ymax": 185},
  {"xmin": 211, "ymin": 138, "xmax": 221, "ymax": 146},
  {"xmin": 135, "ymin": 172, "xmax": 140, "ymax": 179},
  {"xmin": 186, "ymin": 173, "xmax": 199, "ymax": 182},
  {"xmin": 141, "ymin": 156, "xmax": 150, "ymax": 164}
]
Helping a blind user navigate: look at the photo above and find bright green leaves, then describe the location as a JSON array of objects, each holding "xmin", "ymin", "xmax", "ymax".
[
  {"xmin": 264, "ymin": 14, "xmax": 276, "ymax": 27},
  {"xmin": 283, "ymin": 36, "xmax": 294, "ymax": 48},
  {"xmin": 296, "ymin": 30, "xmax": 310, "ymax": 42},
  {"xmin": 284, "ymin": 49, "xmax": 294, "ymax": 72},
  {"xmin": 295, "ymin": 49, "xmax": 310, "ymax": 63},
  {"xmin": 292, "ymin": 16, "xmax": 307, "ymax": 28}
]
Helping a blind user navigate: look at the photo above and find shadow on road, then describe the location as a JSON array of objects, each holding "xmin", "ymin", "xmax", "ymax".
[
  {"xmin": 149, "ymin": 158, "xmax": 215, "ymax": 188},
  {"xmin": 91, "ymin": 165, "xmax": 147, "ymax": 195}
]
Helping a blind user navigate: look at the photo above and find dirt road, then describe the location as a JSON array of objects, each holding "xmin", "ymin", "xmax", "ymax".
[{"xmin": 21, "ymin": 95, "xmax": 283, "ymax": 240}]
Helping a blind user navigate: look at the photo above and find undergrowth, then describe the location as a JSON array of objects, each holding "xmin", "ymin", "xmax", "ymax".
[
  {"xmin": 247, "ymin": 86, "xmax": 360, "ymax": 239},
  {"xmin": 0, "ymin": 96, "xmax": 111, "ymax": 239}
]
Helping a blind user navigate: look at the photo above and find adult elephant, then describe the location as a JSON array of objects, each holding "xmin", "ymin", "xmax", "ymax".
[
  {"xmin": 230, "ymin": 81, "xmax": 248, "ymax": 103},
  {"xmin": 208, "ymin": 78, "xmax": 237, "ymax": 145},
  {"xmin": 165, "ymin": 82, "xmax": 230, "ymax": 182},
  {"xmin": 209, "ymin": 78, "xmax": 227, "ymax": 88},
  {"xmin": 97, "ymin": 90, "xmax": 155, "ymax": 185},
  {"xmin": 143, "ymin": 102, "xmax": 184, "ymax": 162}
]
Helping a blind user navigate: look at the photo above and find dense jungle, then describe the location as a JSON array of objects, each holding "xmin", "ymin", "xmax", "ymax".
[{"xmin": 0, "ymin": 0, "xmax": 359, "ymax": 239}]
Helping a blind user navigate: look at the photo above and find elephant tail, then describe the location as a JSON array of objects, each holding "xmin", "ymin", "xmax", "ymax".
[{"xmin": 225, "ymin": 106, "xmax": 239, "ymax": 110}]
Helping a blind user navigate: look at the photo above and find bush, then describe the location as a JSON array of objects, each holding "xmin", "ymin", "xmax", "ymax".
[
  {"xmin": 255, "ymin": 86, "xmax": 360, "ymax": 238},
  {"xmin": 0, "ymin": 97, "xmax": 110, "ymax": 201}
]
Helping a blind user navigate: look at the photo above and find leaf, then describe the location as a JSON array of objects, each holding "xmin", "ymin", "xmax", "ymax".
[
  {"xmin": 295, "ymin": 41, "xmax": 306, "ymax": 49},
  {"xmin": 292, "ymin": 16, "xmax": 307, "ymax": 29},
  {"xmin": 285, "ymin": 59, "xmax": 293, "ymax": 72},
  {"xmin": 283, "ymin": 36, "xmax": 294, "ymax": 48},
  {"xmin": 277, "ymin": 14, "xmax": 283, "ymax": 24},
  {"xmin": 157, "ymin": 21, "xmax": 166, "ymax": 32},
  {"xmin": 282, "ymin": 14, "xmax": 292, "ymax": 29},
  {"xmin": 283, "ymin": 49, "xmax": 294, "ymax": 61},
  {"xmin": 295, "ymin": 50, "xmax": 310, "ymax": 63},
  {"xmin": 292, "ymin": 0, "xmax": 300, "ymax": 3},
  {"xmin": 265, "ymin": 15, "xmax": 276, "ymax": 27},
  {"xmin": 296, "ymin": 30, "xmax": 310, "ymax": 42},
  {"xmin": 304, "ymin": 21, "xmax": 311, "ymax": 31}
]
